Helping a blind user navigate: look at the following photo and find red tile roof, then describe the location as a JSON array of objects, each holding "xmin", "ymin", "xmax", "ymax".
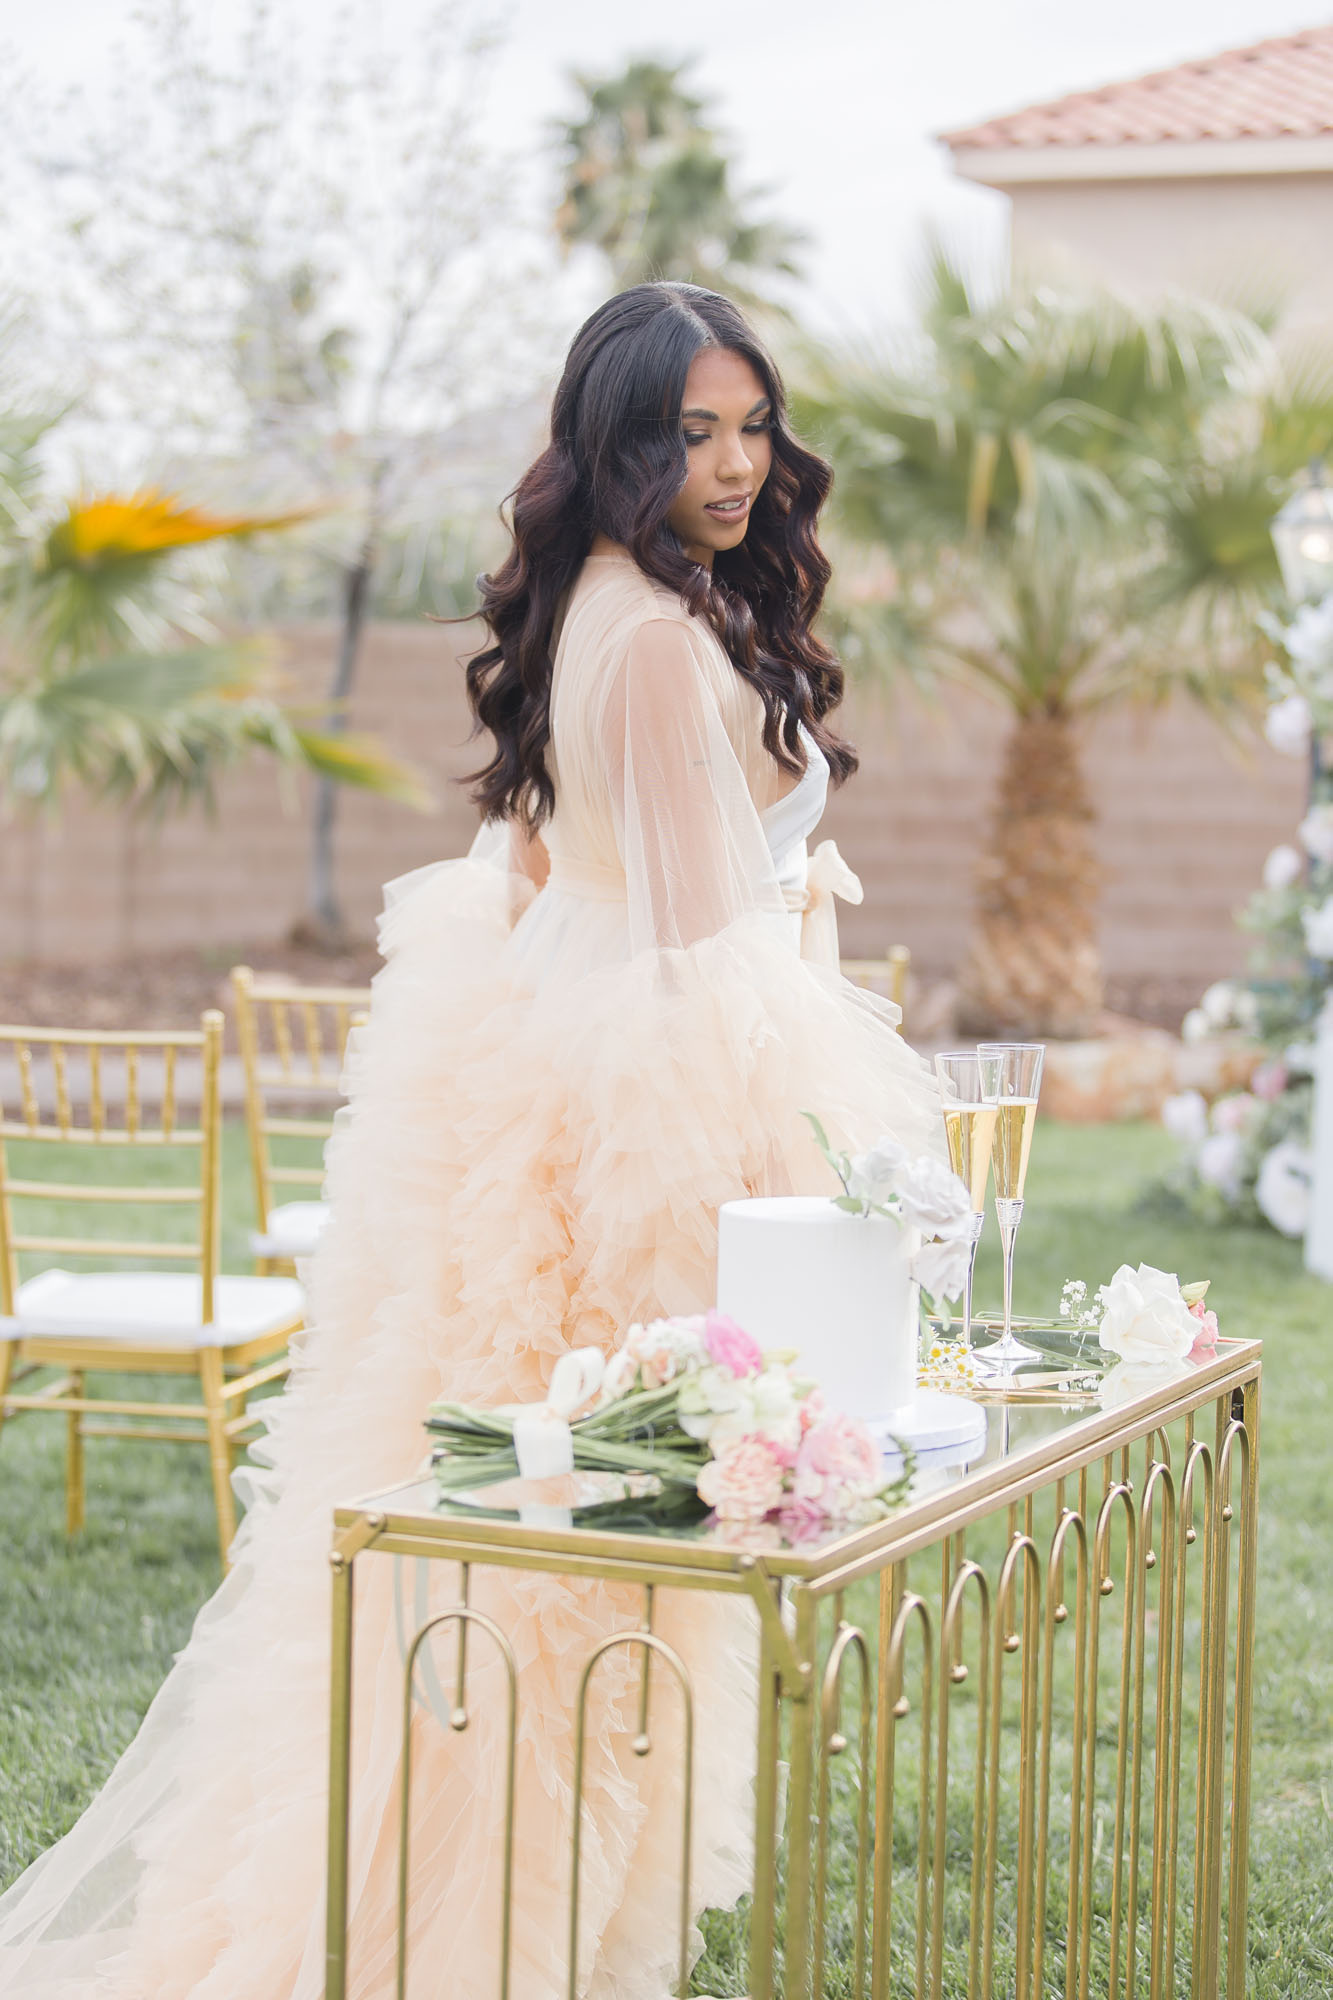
[{"xmin": 941, "ymin": 24, "xmax": 1333, "ymax": 151}]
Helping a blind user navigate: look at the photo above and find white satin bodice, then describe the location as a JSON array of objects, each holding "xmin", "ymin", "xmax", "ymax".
[{"xmin": 762, "ymin": 727, "xmax": 830, "ymax": 922}]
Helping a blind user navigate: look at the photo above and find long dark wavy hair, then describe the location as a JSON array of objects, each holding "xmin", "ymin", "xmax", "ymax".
[{"xmin": 464, "ymin": 281, "xmax": 855, "ymax": 828}]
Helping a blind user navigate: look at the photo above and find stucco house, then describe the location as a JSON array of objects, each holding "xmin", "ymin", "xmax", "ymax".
[{"xmin": 940, "ymin": 23, "xmax": 1333, "ymax": 356}]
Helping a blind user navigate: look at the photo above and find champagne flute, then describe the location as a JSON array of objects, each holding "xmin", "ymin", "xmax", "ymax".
[
  {"xmin": 933, "ymin": 1049, "xmax": 1001, "ymax": 1349},
  {"xmin": 975, "ymin": 1043, "xmax": 1045, "ymax": 1373}
]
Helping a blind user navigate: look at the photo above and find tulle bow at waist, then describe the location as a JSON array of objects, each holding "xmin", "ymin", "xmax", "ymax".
[
  {"xmin": 546, "ymin": 839, "xmax": 862, "ymax": 965},
  {"xmin": 783, "ymin": 838, "xmax": 863, "ymax": 968}
]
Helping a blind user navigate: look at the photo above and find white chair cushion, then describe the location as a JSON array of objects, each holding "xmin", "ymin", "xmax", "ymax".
[
  {"xmin": 249, "ymin": 1200, "xmax": 330, "ymax": 1259},
  {"xmin": 0, "ymin": 1269, "xmax": 303, "ymax": 1349}
]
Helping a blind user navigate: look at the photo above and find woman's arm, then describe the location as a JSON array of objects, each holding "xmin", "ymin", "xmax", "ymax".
[{"xmin": 606, "ymin": 616, "xmax": 783, "ymax": 955}]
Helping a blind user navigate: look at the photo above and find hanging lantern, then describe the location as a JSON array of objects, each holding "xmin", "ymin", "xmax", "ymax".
[{"xmin": 1272, "ymin": 462, "xmax": 1333, "ymax": 604}]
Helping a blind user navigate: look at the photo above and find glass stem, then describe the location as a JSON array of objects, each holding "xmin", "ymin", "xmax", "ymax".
[
  {"xmin": 994, "ymin": 1197, "xmax": 1024, "ymax": 1352},
  {"xmin": 961, "ymin": 1208, "xmax": 985, "ymax": 1349}
]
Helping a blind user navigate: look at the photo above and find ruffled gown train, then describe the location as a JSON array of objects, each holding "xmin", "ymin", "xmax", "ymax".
[{"xmin": 0, "ymin": 548, "xmax": 939, "ymax": 1996}]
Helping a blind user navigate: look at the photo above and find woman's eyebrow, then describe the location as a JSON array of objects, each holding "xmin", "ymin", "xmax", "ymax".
[{"xmin": 681, "ymin": 397, "xmax": 772, "ymax": 420}]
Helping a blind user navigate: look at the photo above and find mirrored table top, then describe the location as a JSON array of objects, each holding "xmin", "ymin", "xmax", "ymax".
[{"xmin": 337, "ymin": 1335, "xmax": 1259, "ymax": 1583}]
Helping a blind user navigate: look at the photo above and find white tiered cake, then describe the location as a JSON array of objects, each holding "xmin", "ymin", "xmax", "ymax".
[{"xmin": 716, "ymin": 1195, "xmax": 987, "ymax": 1452}]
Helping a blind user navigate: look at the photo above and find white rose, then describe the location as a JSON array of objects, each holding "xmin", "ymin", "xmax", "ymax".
[
  {"xmin": 1231, "ymin": 987, "xmax": 1261, "ymax": 1033},
  {"xmin": 1284, "ymin": 593, "xmax": 1333, "ymax": 671},
  {"xmin": 891, "ymin": 1154, "xmax": 973, "ymax": 1237},
  {"xmin": 1196, "ymin": 1131, "xmax": 1245, "ymax": 1201},
  {"xmin": 1302, "ymin": 895, "xmax": 1333, "ymax": 959},
  {"xmin": 1099, "ymin": 1357, "xmax": 1192, "ymax": 1410},
  {"xmin": 1181, "ymin": 1007, "xmax": 1212, "ymax": 1045},
  {"xmin": 1300, "ymin": 804, "xmax": 1333, "ymax": 867},
  {"xmin": 845, "ymin": 1135, "xmax": 909, "ymax": 1207},
  {"xmin": 1097, "ymin": 1263, "xmax": 1198, "ymax": 1364},
  {"xmin": 1161, "ymin": 1089, "xmax": 1208, "ymax": 1146},
  {"xmin": 1265, "ymin": 692, "xmax": 1313, "ymax": 757},
  {"xmin": 911, "ymin": 1234, "xmax": 971, "ymax": 1303},
  {"xmin": 735, "ymin": 1365, "xmax": 803, "ymax": 1450},
  {"xmin": 1199, "ymin": 981, "xmax": 1237, "ymax": 1028},
  {"xmin": 677, "ymin": 1362, "xmax": 745, "ymax": 1441},
  {"xmin": 1254, "ymin": 1138, "xmax": 1312, "ymax": 1239},
  {"xmin": 1263, "ymin": 844, "xmax": 1304, "ymax": 890}
]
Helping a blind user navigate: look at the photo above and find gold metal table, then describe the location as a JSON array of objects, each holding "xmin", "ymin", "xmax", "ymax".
[{"xmin": 325, "ymin": 1337, "xmax": 1260, "ymax": 1999}]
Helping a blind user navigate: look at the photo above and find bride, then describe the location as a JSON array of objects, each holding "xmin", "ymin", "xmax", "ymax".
[{"xmin": 0, "ymin": 281, "xmax": 938, "ymax": 1996}]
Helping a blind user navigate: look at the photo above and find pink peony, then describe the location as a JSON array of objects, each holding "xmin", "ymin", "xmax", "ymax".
[
  {"xmin": 797, "ymin": 1387, "xmax": 826, "ymax": 1436},
  {"xmin": 793, "ymin": 1411, "xmax": 881, "ymax": 1512},
  {"xmin": 704, "ymin": 1310, "xmax": 763, "ymax": 1379},
  {"xmin": 776, "ymin": 1496, "xmax": 832, "ymax": 1545},
  {"xmin": 1189, "ymin": 1301, "xmax": 1220, "ymax": 1352},
  {"xmin": 1251, "ymin": 1060, "xmax": 1289, "ymax": 1103},
  {"xmin": 697, "ymin": 1436, "xmax": 788, "ymax": 1522}
]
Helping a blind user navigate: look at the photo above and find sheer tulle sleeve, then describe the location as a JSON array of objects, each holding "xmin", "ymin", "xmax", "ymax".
[{"xmin": 606, "ymin": 617, "xmax": 787, "ymax": 955}]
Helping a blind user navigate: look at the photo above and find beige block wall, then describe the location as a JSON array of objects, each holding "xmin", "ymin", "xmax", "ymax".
[
  {"xmin": 0, "ymin": 620, "xmax": 1303, "ymax": 984},
  {"xmin": 1006, "ymin": 173, "xmax": 1333, "ymax": 348}
]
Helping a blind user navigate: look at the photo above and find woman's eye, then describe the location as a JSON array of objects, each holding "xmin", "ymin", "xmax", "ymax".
[
  {"xmin": 743, "ymin": 420, "xmax": 771, "ymax": 434},
  {"xmin": 683, "ymin": 431, "xmax": 709, "ymax": 446}
]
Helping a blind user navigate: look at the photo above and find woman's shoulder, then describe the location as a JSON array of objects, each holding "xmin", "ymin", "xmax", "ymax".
[
  {"xmin": 572, "ymin": 547, "xmax": 690, "ymax": 619},
  {"xmin": 565, "ymin": 548, "xmax": 720, "ymax": 664}
]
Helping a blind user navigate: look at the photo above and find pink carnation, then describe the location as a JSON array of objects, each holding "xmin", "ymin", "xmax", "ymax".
[
  {"xmin": 793, "ymin": 1411, "xmax": 881, "ymax": 1511},
  {"xmin": 697, "ymin": 1435, "xmax": 788, "ymax": 1522},
  {"xmin": 1189, "ymin": 1301, "xmax": 1220, "ymax": 1352},
  {"xmin": 704, "ymin": 1310, "xmax": 763, "ymax": 1379}
]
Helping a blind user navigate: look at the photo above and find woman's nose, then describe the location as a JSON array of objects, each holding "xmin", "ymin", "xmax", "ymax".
[{"xmin": 719, "ymin": 433, "xmax": 753, "ymax": 480}]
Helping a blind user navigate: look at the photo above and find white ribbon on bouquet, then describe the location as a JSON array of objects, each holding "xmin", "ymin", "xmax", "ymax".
[{"xmin": 511, "ymin": 1346, "xmax": 606, "ymax": 1480}]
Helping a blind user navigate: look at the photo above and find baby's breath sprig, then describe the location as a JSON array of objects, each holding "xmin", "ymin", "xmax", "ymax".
[{"xmin": 1059, "ymin": 1278, "xmax": 1104, "ymax": 1332}]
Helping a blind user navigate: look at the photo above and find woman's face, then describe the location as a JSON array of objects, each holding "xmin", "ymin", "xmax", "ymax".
[{"xmin": 666, "ymin": 346, "xmax": 774, "ymax": 568}]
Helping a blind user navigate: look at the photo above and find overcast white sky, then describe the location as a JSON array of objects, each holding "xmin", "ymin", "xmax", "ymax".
[{"xmin": 8, "ymin": 0, "xmax": 1332, "ymax": 329}]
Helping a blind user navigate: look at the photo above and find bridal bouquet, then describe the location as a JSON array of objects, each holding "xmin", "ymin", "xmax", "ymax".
[{"xmin": 426, "ymin": 1310, "xmax": 911, "ymax": 1531}]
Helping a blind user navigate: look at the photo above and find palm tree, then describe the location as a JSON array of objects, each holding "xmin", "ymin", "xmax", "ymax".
[
  {"xmin": 0, "ymin": 414, "xmax": 426, "ymax": 820},
  {"xmin": 554, "ymin": 58, "xmax": 804, "ymax": 301},
  {"xmin": 797, "ymin": 255, "xmax": 1333, "ymax": 1037}
]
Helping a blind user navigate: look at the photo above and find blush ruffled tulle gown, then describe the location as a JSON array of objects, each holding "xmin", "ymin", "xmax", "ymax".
[{"xmin": 0, "ymin": 546, "xmax": 939, "ymax": 1998}]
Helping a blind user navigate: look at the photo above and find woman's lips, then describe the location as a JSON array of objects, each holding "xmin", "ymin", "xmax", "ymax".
[{"xmin": 704, "ymin": 494, "xmax": 751, "ymax": 522}]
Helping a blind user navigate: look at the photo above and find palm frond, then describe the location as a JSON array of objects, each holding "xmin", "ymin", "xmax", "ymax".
[
  {"xmin": 802, "ymin": 255, "xmax": 1327, "ymax": 717},
  {"xmin": 42, "ymin": 489, "xmax": 321, "ymax": 575}
]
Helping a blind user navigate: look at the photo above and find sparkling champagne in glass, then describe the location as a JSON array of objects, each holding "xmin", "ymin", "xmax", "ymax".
[
  {"xmin": 976, "ymin": 1043, "xmax": 1045, "ymax": 1371},
  {"xmin": 933, "ymin": 1049, "xmax": 1001, "ymax": 1348}
]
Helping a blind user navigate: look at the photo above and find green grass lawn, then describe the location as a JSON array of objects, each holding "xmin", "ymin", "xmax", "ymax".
[{"xmin": 0, "ymin": 1121, "xmax": 1331, "ymax": 1992}]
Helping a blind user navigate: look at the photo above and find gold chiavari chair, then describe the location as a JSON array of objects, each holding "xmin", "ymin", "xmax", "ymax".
[
  {"xmin": 0, "ymin": 1013, "xmax": 303, "ymax": 1568},
  {"xmin": 840, "ymin": 943, "xmax": 912, "ymax": 1032},
  {"xmin": 231, "ymin": 966, "xmax": 370, "ymax": 1277}
]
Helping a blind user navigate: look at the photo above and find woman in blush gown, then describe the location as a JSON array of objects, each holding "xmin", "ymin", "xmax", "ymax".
[{"xmin": 0, "ymin": 282, "xmax": 939, "ymax": 1997}]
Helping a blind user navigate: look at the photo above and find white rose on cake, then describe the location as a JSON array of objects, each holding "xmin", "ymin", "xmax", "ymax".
[
  {"xmin": 1098, "ymin": 1263, "xmax": 1197, "ymax": 1364},
  {"xmin": 845, "ymin": 1136, "xmax": 909, "ymax": 1206},
  {"xmin": 911, "ymin": 1234, "xmax": 972, "ymax": 1303},
  {"xmin": 892, "ymin": 1154, "xmax": 973, "ymax": 1237}
]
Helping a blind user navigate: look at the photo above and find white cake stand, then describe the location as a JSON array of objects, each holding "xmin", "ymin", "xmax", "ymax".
[{"xmin": 867, "ymin": 1388, "xmax": 988, "ymax": 1455}]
